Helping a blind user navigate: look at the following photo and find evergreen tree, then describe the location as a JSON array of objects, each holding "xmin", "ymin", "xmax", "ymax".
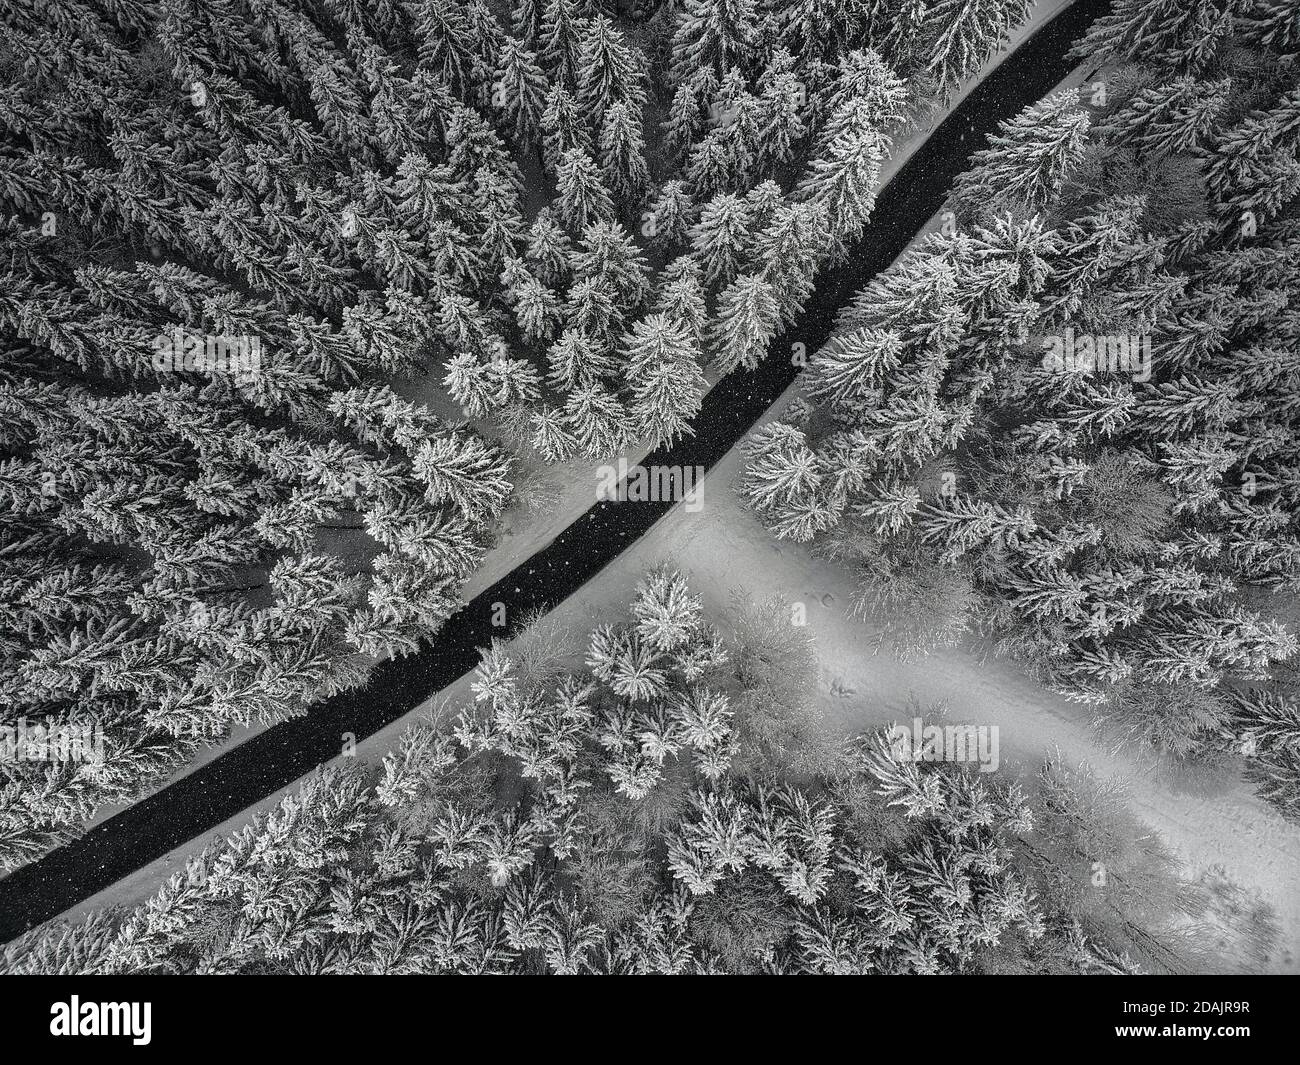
[
  {"xmin": 541, "ymin": 84, "xmax": 592, "ymax": 176},
  {"xmin": 755, "ymin": 48, "xmax": 809, "ymax": 173},
  {"xmin": 493, "ymin": 38, "xmax": 549, "ymax": 147},
  {"xmin": 1097, "ymin": 75, "xmax": 1231, "ymax": 156},
  {"xmin": 526, "ymin": 207, "xmax": 574, "ymax": 288},
  {"xmin": 539, "ymin": 0, "xmax": 586, "ymax": 89},
  {"xmin": 655, "ymin": 256, "xmax": 710, "ymax": 346},
  {"xmin": 795, "ymin": 110, "xmax": 884, "ymax": 256},
  {"xmin": 670, "ymin": 0, "xmax": 759, "ymax": 84},
  {"xmin": 554, "ymin": 148, "xmax": 615, "ymax": 232},
  {"xmin": 922, "ymin": 0, "xmax": 1032, "ymax": 96},
  {"xmin": 563, "ymin": 380, "xmax": 628, "ymax": 457},
  {"xmin": 805, "ymin": 326, "xmax": 904, "ymax": 410},
  {"xmin": 708, "ymin": 274, "xmax": 781, "ymax": 374},
  {"xmin": 954, "ymin": 88, "xmax": 1091, "ymax": 213},
  {"xmin": 644, "ymin": 181, "xmax": 696, "ymax": 251},
  {"xmin": 622, "ymin": 313, "xmax": 707, "ymax": 445},
  {"xmin": 572, "ymin": 220, "xmax": 652, "ymax": 311},
  {"xmin": 576, "ymin": 16, "xmax": 648, "ymax": 130},
  {"xmin": 689, "ymin": 193, "xmax": 753, "ymax": 289},
  {"xmin": 598, "ymin": 102, "xmax": 651, "ymax": 206},
  {"xmin": 546, "ymin": 328, "xmax": 617, "ymax": 390},
  {"xmin": 736, "ymin": 421, "xmax": 837, "ymax": 541}
]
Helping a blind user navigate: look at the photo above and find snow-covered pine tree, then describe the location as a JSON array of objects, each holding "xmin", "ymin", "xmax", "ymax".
[
  {"xmin": 953, "ymin": 88, "xmax": 1091, "ymax": 213},
  {"xmin": 541, "ymin": 84, "xmax": 592, "ymax": 175},
  {"xmin": 644, "ymin": 180, "xmax": 696, "ymax": 251},
  {"xmin": 493, "ymin": 38, "xmax": 550, "ymax": 147},
  {"xmin": 795, "ymin": 105, "xmax": 884, "ymax": 257},
  {"xmin": 577, "ymin": 16, "xmax": 648, "ymax": 131},
  {"xmin": 708, "ymin": 273, "xmax": 781, "ymax": 374},
  {"xmin": 689, "ymin": 192, "xmax": 754, "ymax": 289},
  {"xmin": 622, "ymin": 312, "xmax": 707, "ymax": 445},
  {"xmin": 555, "ymin": 148, "xmax": 616, "ymax": 232},
  {"xmin": 670, "ymin": 0, "xmax": 759, "ymax": 85},
  {"xmin": 922, "ymin": 0, "xmax": 1032, "ymax": 97},
  {"xmin": 598, "ymin": 102, "xmax": 651, "ymax": 206}
]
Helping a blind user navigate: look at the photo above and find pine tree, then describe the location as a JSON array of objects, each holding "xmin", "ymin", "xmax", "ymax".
[
  {"xmin": 880, "ymin": 0, "xmax": 933, "ymax": 71},
  {"xmin": 529, "ymin": 404, "xmax": 577, "ymax": 462},
  {"xmin": 708, "ymin": 274, "xmax": 780, "ymax": 374},
  {"xmin": 598, "ymin": 102, "xmax": 651, "ymax": 206},
  {"xmin": 795, "ymin": 110, "xmax": 883, "ymax": 255},
  {"xmin": 1072, "ymin": 0, "xmax": 1235, "ymax": 74},
  {"xmin": 820, "ymin": 49, "xmax": 909, "ymax": 146},
  {"xmin": 622, "ymin": 313, "xmax": 707, "ymax": 445},
  {"xmin": 512, "ymin": 0, "xmax": 544, "ymax": 47},
  {"xmin": 502, "ymin": 260, "xmax": 562, "ymax": 342},
  {"xmin": 554, "ymin": 148, "xmax": 615, "ymax": 232},
  {"xmin": 670, "ymin": 0, "xmax": 759, "ymax": 84},
  {"xmin": 1097, "ymin": 75, "xmax": 1231, "ymax": 156},
  {"xmin": 644, "ymin": 181, "xmax": 696, "ymax": 251},
  {"xmin": 756, "ymin": 48, "xmax": 809, "ymax": 173},
  {"xmin": 563, "ymin": 277, "xmax": 624, "ymax": 345},
  {"xmin": 571, "ymin": 220, "xmax": 652, "ymax": 311},
  {"xmin": 689, "ymin": 193, "xmax": 753, "ymax": 288},
  {"xmin": 526, "ymin": 207, "xmax": 574, "ymax": 288},
  {"xmin": 493, "ymin": 38, "xmax": 549, "ymax": 147},
  {"xmin": 805, "ymin": 326, "xmax": 904, "ymax": 410},
  {"xmin": 538, "ymin": 0, "xmax": 586, "ymax": 89},
  {"xmin": 684, "ymin": 131, "xmax": 736, "ymax": 201},
  {"xmin": 444, "ymin": 353, "xmax": 503, "ymax": 419},
  {"xmin": 412, "ymin": 432, "xmax": 513, "ymax": 526},
  {"xmin": 750, "ymin": 201, "xmax": 827, "ymax": 322},
  {"xmin": 954, "ymin": 88, "xmax": 1091, "ymax": 213},
  {"xmin": 546, "ymin": 327, "xmax": 618, "ymax": 390},
  {"xmin": 737, "ymin": 421, "xmax": 839, "ymax": 542},
  {"xmin": 563, "ymin": 380, "xmax": 628, "ymax": 457},
  {"xmin": 408, "ymin": 0, "xmax": 486, "ymax": 101},
  {"xmin": 922, "ymin": 0, "xmax": 1032, "ymax": 96},
  {"xmin": 541, "ymin": 84, "xmax": 592, "ymax": 175},
  {"xmin": 1238, "ymin": 0, "xmax": 1300, "ymax": 55},
  {"xmin": 576, "ymin": 16, "xmax": 648, "ymax": 131},
  {"xmin": 662, "ymin": 69, "xmax": 716, "ymax": 164},
  {"xmin": 654, "ymin": 256, "xmax": 709, "ymax": 346},
  {"xmin": 632, "ymin": 564, "xmax": 704, "ymax": 651}
]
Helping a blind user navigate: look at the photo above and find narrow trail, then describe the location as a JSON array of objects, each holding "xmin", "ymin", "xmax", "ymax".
[{"xmin": 0, "ymin": 0, "xmax": 1110, "ymax": 941}]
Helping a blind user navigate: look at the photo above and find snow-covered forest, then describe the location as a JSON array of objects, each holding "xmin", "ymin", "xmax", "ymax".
[
  {"xmin": 0, "ymin": 0, "xmax": 1040, "ymax": 873},
  {"xmin": 1, "ymin": 0, "xmax": 1297, "ymax": 983},
  {"xmin": 4, "ymin": 567, "xmax": 1264, "ymax": 974}
]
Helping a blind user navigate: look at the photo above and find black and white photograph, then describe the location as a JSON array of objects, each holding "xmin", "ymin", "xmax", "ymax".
[{"xmin": 0, "ymin": 0, "xmax": 1296, "ymax": 1040}]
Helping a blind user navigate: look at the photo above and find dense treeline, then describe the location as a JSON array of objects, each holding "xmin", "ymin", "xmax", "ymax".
[
  {"xmin": 7, "ymin": 568, "xmax": 1264, "ymax": 975},
  {"xmin": 738, "ymin": 0, "xmax": 1300, "ymax": 816},
  {"xmin": 0, "ymin": 0, "xmax": 1040, "ymax": 871}
]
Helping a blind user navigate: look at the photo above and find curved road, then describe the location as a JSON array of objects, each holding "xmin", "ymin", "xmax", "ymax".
[{"xmin": 0, "ymin": 0, "xmax": 1109, "ymax": 941}]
